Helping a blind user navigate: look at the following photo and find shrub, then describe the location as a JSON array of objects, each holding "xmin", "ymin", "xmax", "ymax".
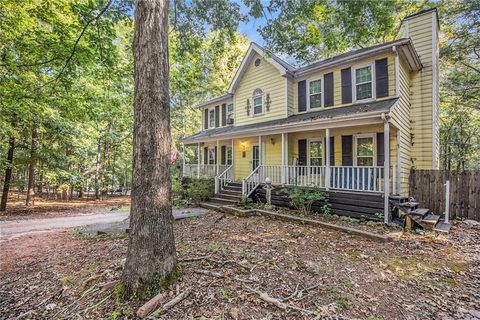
[
  {"xmin": 282, "ymin": 187, "xmax": 327, "ymax": 216},
  {"xmin": 237, "ymin": 197, "xmax": 261, "ymax": 210},
  {"xmin": 184, "ymin": 178, "xmax": 214, "ymax": 204}
]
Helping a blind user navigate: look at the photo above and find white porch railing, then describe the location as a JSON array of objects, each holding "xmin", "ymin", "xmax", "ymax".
[
  {"xmin": 240, "ymin": 165, "xmax": 386, "ymax": 197},
  {"xmin": 242, "ymin": 165, "xmax": 261, "ymax": 197},
  {"xmin": 183, "ymin": 164, "xmax": 229, "ymax": 179},
  {"xmin": 330, "ymin": 166, "xmax": 384, "ymax": 192},
  {"xmin": 215, "ymin": 165, "xmax": 233, "ymax": 194}
]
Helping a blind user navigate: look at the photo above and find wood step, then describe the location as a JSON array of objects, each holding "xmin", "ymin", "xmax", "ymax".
[
  {"xmin": 434, "ymin": 222, "xmax": 452, "ymax": 233},
  {"xmin": 210, "ymin": 197, "xmax": 238, "ymax": 205},
  {"xmin": 399, "ymin": 201, "xmax": 420, "ymax": 208},
  {"xmin": 223, "ymin": 185, "xmax": 242, "ymax": 191},
  {"xmin": 226, "ymin": 183, "xmax": 242, "ymax": 187},
  {"xmin": 215, "ymin": 193, "xmax": 241, "ymax": 201},
  {"xmin": 220, "ymin": 189, "xmax": 242, "ymax": 196},
  {"xmin": 411, "ymin": 208, "xmax": 429, "ymax": 217},
  {"xmin": 420, "ymin": 214, "xmax": 440, "ymax": 231}
]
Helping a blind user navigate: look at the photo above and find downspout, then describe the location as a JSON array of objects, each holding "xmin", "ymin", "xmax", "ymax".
[{"xmin": 381, "ymin": 112, "xmax": 391, "ymax": 224}]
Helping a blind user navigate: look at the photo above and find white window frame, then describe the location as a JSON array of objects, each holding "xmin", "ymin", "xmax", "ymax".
[
  {"xmin": 353, "ymin": 63, "xmax": 375, "ymax": 102},
  {"xmin": 208, "ymin": 147, "xmax": 216, "ymax": 165},
  {"xmin": 307, "ymin": 78, "xmax": 324, "ymax": 110},
  {"xmin": 252, "ymin": 89, "xmax": 264, "ymax": 116},
  {"xmin": 227, "ymin": 103, "xmax": 234, "ymax": 123},
  {"xmin": 209, "ymin": 108, "xmax": 215, "ymax": 129},
  {"xmin": 307, "ymin": 138, "xmax": 325, "ymax": 166},
  {"xmin": 353, "ymin": 133, "xmax": 377, "ymax": 166}
]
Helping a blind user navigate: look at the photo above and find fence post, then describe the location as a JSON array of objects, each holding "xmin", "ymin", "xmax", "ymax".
[{"xmin": 444, "ymin": 180, "xmax": 450, "ymax": 223}]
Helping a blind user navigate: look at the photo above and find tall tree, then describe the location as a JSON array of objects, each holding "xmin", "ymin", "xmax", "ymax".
[{"xmin": 122, "ymin": 0, "xmax": 177, "ymax": 292}]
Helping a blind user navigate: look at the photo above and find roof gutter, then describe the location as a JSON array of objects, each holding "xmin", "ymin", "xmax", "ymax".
[{"xmin": 182, "ymin": 110, "xmax": 389, "ymax": 144}]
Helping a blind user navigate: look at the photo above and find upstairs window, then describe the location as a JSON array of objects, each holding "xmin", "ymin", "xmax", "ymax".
[
  {"xmin": 209, "ymin": 109, "xmax": 215, "ymax": 128},
  {"xmin": 309, "ymin": 139, "xmax": 324, "ymax": 166},
  {"xmin": 355, "ymin": 135, "xmax": 375, "ymax": 166},
  {"xmin": 355, "ymin": 65, "xmax": 373, "ymax": 100},
  {"xmin": 308, "ymin": 79, "xmax": 322, "ymax": 109},
  {"xmin": 227, "ymin": 103, "xmax": 234, "ymax": 124},
  {"xmin": 253, "ymin": 89, "xmax": 263, "ymax": 115}
]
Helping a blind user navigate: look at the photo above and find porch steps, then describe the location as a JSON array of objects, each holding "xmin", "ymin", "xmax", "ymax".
[
  {"xmin": 210, "ymin": 183, "xmax": 243, "ymax": 205},
  {"xmin": 390, "ymin": 195, "xmax": 450, "ymax": 233}
]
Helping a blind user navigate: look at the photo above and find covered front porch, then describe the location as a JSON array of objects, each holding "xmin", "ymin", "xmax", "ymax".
[{"xmin": 183, "ymin": 121, "xmax": 403, "ymax": 222}]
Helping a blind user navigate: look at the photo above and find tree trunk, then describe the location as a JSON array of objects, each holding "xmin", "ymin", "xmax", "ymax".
[
  {"xmin": 25, "ymin": 128, "xmax": 38, "ymax": 206},
  {"xmin": 0, "ymin": 136, "xmax": 15, "ymax": 212},
  {"xmin": 95, "ymin": 135, "xmax": 102, "ymax": 200},
  {"xmin": 122, "ymin": 0, "xmax": 177, "ymax": 293}
]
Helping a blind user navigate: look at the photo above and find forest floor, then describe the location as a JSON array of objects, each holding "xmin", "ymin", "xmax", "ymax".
[
  {"xmin": 1, "ymin": 210, "xmax": 479, "ymax": 320},
  {"xmin": 0, "ymin": 195, "xmax": 131, "ymax": 220}
]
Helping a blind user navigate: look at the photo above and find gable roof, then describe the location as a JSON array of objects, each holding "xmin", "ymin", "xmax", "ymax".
[
  {"xmin": 183, "ymin": 98, "xmax": 398, "ymax": 143},
  {"xmin": 227, "ymin": 42, "xmax": 295, "ymax": 94}
]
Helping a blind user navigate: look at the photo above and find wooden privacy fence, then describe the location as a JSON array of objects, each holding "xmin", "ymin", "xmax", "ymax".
[{"xmin": 409, "ymin": 169, "xmax": 480, "ymax": 221}]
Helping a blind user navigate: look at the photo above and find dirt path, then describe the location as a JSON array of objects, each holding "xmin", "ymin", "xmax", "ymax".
[{"xmin": 0, "ymin": 210, "xmax": 129, "ymax": 240}]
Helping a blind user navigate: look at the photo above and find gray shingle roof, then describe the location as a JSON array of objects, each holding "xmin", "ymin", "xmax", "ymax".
[{"xmin": 182, "ymin": 97, "xmax": 398, "ymax": 143}]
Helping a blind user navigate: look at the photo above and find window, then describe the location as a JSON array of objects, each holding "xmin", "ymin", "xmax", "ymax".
[
  {"xmin": 227, "ymin": 103, "xmax": 234, "ymax": 123},
  {"xmin": 309, "ymin": 139, "xmax": 323, "ymax": 166},
  {"xmin": 209, "ymin": 109, "xmax": 215, "ymax": 128},
  {"xmin": 355, "ymin": 135, "xmax": 374, "ymax": 166},
  {"xmin": 208, "ymin": 147, "xmax": 215, "ymax": 165},
  {"xmin": 226, "ymin": 146, "xmax": 232, "ymax": 165},
  {"xmin": 355, "ymin": 65, "xmax": 373, "ymax": 100},
  {"xmin": 253, "ymin": 89, "xmax": 263, "ymax": 115},
  {"xmin": 309, "ymin": 79, "xmax": 322, "ymax": 109}
]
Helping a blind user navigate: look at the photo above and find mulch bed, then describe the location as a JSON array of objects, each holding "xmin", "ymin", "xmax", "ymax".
[{"xmin": 1, "ymin": 212, "xmax": 479, "ymax": 319}]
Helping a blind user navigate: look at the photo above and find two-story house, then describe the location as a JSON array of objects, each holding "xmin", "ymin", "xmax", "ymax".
[{"xmin": 181, "ymin": 9, "xmax": 440, "ymax": 223}]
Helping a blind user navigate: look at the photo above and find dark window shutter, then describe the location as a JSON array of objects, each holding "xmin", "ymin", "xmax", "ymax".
[
  {"xmin": 204, "ymin": 109, "xmax": 208, "ymax": 129},
  {"xmin": 375, "ymin": 58, "xmax": 389, "ymax": 98},
  {"xmin": 341, "ymin": 135, "xmax": 353, "ymax": 166},
  {"xmin": 221, "ymin": 104, "xmax": 226, "ymax": 126},
  {"xmin": 298, "ymin": 80, "xmax": 306, "ymax": 112},
  {"xmin": 330, "ymin": 136, "xmax": 335, "ymax": 165},
  {"xmin": 214, "ymin": 146, "xmax": 217, "ymax": 164},
  {"xmin": 341, "ymin": 67, "xmax": 352, "ymax": 104},
  {"xmin": 214, "ymin": 105, "xmax": 219, "ymax": 127},
  {"xmin": 298, "ymin": 139, "xmax": 307, "ymax": 165},
  {"xmin": 377, "ymin": 132, "xmax": 385, "ymax": 166},
  {"xmin": 221, "ymin": 145, "xmax": 226, "ymax": 165},
  {"xmin": 204, "ymin": 147, "xmax": 208, "ymax": 164},
  {"xmin": 324, "ymin": 72, "xmax": 334, "ymax": 107}
]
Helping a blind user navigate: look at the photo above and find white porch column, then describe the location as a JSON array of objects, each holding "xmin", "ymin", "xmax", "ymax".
[
  {"xmin": 384, "ymin": 121, "xmax": 391, "ymax": 224},
  {"xmin": 216, "ymin": 140, "xmax": 220, "ymax": 175},
  {"xmin": 197, "ymin": 143, "xmax": 200, "ymax": 179},
  {"xmin": 325, "ymin": 128, "xmax": 331, "ymax": 191},
  {"xmin": 281, "ymin": 133, "xmax": 286, "ymax": 184},
  {"xmin": 259, "ymin": 135, "xmax": 263, "ymax": 181}
]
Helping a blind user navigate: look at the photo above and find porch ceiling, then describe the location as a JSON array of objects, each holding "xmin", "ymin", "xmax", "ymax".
[{"xmin": 183, "ymin": 98, "xmax": 398, "ymax": 144}]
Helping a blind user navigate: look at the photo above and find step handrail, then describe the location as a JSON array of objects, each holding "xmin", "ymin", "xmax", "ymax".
[
  {"xmin": 242, "ymin": 165, "xmax": 262, "ymax": 198},
  {"xmin": 215, "ymin": 164, "xmax": 233, "ymax": 194}
]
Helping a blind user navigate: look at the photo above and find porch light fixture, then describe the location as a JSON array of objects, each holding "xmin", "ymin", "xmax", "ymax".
[
  {"xmin": 270, "ymin": 138, "xmax": 275, "ymax": 145},
  {"xmin": 241, "ymin": 142, "xmax": 246, "ymax": 151}
]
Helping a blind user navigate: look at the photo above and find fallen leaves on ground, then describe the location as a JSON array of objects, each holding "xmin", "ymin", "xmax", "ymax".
[{"xmin": 1, "ymin": 212, "xmax": 479, "ymax": 319}]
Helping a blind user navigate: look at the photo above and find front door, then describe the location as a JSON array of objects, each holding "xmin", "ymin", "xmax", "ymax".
[{"xmin": 251, "ymin": 144, "xmax": 260, "ymax": 171}]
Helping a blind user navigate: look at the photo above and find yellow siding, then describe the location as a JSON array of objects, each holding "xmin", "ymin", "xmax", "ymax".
[
  {"xmin": 292, "ymin": 53, "xmax": 396, "ymax": 114},
  {"xmin": 287, "ymin": 78, "xmax": 295, "ymax": 116},
  {"xmin": 234, "ymin": 53, "xmax": 286, "ymax": 126},
  {"xmin": 390, "ymin": 59, "xmax": 412, "ymax": 195},
  {"xmin": 405, "ymin": 10, "xmax": 439, "ymax": 169},
  {"xmin": 233, "ymin": 137, "xmax": 258, "ymax": 181}
]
